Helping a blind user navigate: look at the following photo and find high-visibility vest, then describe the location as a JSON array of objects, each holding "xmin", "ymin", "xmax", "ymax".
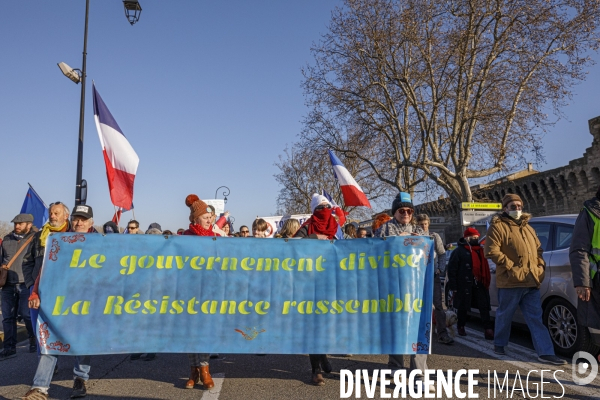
[{"xmin": 583, "ymin": 207, "xmax": 600, "ymax": 280}]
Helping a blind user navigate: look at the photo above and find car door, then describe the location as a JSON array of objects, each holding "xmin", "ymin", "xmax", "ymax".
[{"xmin": 543, "ymin": 223, "xmax": 577, "ymax": 306}]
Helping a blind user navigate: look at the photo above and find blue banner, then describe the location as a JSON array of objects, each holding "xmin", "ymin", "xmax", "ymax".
[{"xmin": 36, "ymin": 233, "xmax": 434, "ymax": 356}]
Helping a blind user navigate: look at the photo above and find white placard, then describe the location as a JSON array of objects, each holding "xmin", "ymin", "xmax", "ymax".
[{"xmin": 203, "ymin": 199, "xmax": 226, "ymax": 217}]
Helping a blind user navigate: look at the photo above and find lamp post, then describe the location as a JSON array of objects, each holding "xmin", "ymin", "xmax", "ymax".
[
  {"xmin": 214, "ymin": 186, "xmax": 231, "ymax": 204},
  {"xmin": 58, "ymin": 0, "xmax": 142, "ymax": 207}
]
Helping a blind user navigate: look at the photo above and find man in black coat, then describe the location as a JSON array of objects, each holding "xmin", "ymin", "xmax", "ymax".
[{"xmin": 569, "ymin": 187, "xmax": 600, "ymax": 349}]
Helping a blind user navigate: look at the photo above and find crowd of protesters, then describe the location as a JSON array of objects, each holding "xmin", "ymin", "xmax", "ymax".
[{"xmin": 5, "ymin": 186, "xmax": 600, "ymax": 398}]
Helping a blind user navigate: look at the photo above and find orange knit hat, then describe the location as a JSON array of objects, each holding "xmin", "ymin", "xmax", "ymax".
[
  {"xmin": 372, "ymin": 213, "xmax": 392, "ymax": 232},
  {"xmin": 185, "ymin": 194, "xmax": 211, "ymax": 222}
]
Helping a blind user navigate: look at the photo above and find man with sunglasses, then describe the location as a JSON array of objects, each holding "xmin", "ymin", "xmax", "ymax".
[
  {"xmin": 374, "ymin": 192, "xmax": 432, "ymax": 391},
  {"xmin": 21, "ymin": 204, "xmax": 99, "ymax": 399},
  {"xmin": 125, "ymin": 220, "xmax": 140, "ymax": 234},
  {"xmin": 485, "ymin": 194, "xmax": 566, "ymax": 365},
  {"xmin": 239, "ymin": 225, "xmax": 250, "ymax": 237}
]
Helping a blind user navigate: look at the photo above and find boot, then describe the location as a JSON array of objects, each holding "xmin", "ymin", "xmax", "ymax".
[
  {"xmin": 457, "ymin": 326, "xmax": 467, "ymax": 336},
  {"xmin": 200, "ymin": 365, "xmax": 214, "ymax": 389},
  {"xmin": 185, "ymin": 366, "xmax": 200, "ymax": 389},
  {"xmin": 70, "ymin": 377, "xmax": 87, "ymax": 398},
  {"xmin": 312, "ymin": 369, "xmax": 325, "ymax": 386},
  {"xmin": 484, "ymin": 329, "xmax": 494, "ymax": 340},
  {"xmin": 29, "ymin": 337, "xmax": 37, "ymax": 353}
]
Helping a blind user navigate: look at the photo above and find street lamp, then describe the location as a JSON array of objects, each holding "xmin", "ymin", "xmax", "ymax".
[
  {"xmin": 214, "ymin": 186, "xmax": 231, "ymax": 204},
  {"xmin": 123, "ymin": 0, "xmax": 142, "ymax": 25},
  {"xmin": 58, "ymin": 0, "xmax": 141, "ymax": 207}
]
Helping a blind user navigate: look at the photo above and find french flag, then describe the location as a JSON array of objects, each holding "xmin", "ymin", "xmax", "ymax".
[
  {"xmin": 328, "ymin": 150, "xmax": 371, "ymax": 208},
  {"xmin": 93, "ymin": 84, "xmax": 139, "ymax": 210}
]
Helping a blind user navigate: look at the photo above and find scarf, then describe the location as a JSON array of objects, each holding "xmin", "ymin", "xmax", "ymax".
[
  {"xmin": 301, "ymin": 208, "xmax": 338, "ymax": 239},
  {"xmin": 466, "ymin": 243, "xmax": 491, "ymax": 288},
  {"xmin": 187, "ymin": 223, "xmax": 220, "ymax": 237},
  {"xmin": 39, "ymin": 222, "xmax": 68, "ymax": 246}
]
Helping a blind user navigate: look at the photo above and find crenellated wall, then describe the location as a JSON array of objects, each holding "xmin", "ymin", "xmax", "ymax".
[{"xmin": 415, "ymin": 116, "xmax": 600, "ymax": 242}]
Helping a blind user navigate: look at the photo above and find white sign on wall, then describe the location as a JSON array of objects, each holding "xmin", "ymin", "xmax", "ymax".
[{"xmin": 461, "ymin": 210, "xmax": 497, "ymax": 226}]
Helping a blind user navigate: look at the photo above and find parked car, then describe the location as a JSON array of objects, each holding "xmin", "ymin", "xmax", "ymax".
[{"xmin": 446, "ymin": 215, "xmax": 599, "ymax": 357}]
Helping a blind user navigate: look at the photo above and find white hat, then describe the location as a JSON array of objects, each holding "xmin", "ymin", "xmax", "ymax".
[{"xmin": 310, "ymin": 193, "xmax": 332, "ymax": 214}]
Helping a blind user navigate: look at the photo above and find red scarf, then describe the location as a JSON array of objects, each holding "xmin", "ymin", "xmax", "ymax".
[
  {"xmin": 185, "ymin": 223, "xmax": 220, "ymax": 237},
  {"xmin": 301, "ymin": 208, "xmax": 339, "ymax": 239},
  {"xmin": 466, "ymin": 244, "xmax": 491, "ymax": 288}
]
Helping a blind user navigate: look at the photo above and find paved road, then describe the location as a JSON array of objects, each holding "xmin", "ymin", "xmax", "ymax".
[{"xmin": 1, "ymin": 322, "xmax": 598, "ymax": 400}]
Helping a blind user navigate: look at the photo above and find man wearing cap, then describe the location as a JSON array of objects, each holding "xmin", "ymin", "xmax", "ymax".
[
  {"xmin": 0, "ymin": 214, "xmax": 37, "ymax": 360},
  {"xmin": 485, "ymin": 194, "xmax": 566, "ymax": 365},
  {"xmin": 374, "ymin": 193, "xmax": 431, "ymax": 390},
  {"xmin": 21, "ymin": 205, "xmax": 97, "ymax": 400}
]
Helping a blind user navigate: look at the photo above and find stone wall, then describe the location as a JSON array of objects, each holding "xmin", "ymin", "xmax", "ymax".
[{"xmin": 415, "ymin": 116, "xmax": 600, "ymax": 242}]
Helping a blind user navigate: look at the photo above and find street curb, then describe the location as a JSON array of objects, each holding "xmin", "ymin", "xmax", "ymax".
[{"xmin": 0, "ymin": 325, "xmax": 29, "ymax": 346}]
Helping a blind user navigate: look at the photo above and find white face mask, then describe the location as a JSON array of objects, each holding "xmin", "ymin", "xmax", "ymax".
[{"xmin": 508, "ymin": 210, "xmax": 522, "ymax": 220}]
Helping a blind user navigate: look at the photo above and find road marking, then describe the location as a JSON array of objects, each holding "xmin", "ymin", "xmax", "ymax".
[
  {"xmin": 454, "ymin": 327, "xmax": 599, "ymax": 398},
  {"xmin": 201, "ymin": 373, "xmax": 224, "ymax": 400}
]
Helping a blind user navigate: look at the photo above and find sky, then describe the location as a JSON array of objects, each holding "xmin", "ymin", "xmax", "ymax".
[{"xmin": 1, "ymin": 1, "xmax": 600, "ymax": 232}]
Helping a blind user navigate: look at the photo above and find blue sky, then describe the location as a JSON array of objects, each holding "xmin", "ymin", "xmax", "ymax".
[{"xmin": 1, "ymin": 1, "xmax": 599, "ymax": 231}]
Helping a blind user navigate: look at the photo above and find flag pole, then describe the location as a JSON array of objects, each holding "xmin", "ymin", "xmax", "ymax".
[
  {"xmin": 132, "ymin": 208, "xmax": 136, "ymax": 221},
  {"xmin": 113, "ymin": 205, "xmax": 119, "ymax": 228}
]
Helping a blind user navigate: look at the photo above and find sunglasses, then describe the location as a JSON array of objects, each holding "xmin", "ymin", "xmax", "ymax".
[
  {"xmin": 127, "ymin": 226, "xmax": 138, "ymax": 230},
  {"xmin": 315, "ymin": 205, "xmax": 332, "ymax": 210},
  {"xmin": 396, "ymin": 209, "xmax": 413, "ymax": 215},
  {"xmin": 49, "ymin": 201, "xmax": 65, "ymax": 207},
  {"xmin": 240, "ymin": 230, "xmax": 249, "ymax": 233}
]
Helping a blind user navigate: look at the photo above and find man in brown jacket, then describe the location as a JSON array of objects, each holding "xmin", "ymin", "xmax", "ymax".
[{"xmin": 485, "ymin": 194, "xmax": 566, "ymax": 365}]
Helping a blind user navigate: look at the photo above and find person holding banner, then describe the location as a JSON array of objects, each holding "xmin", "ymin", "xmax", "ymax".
[
  {"xmin": 294, "ymin": 194, "xmax": 338, "ymax": 385},
  {"xmin": 374, "ymin": 193, "xmax": 432, "ymax": 385},
  {"xmin": 21, "ymin": 205, "xmax": 97, "ymax": 400},
  {"xmin": 182, "ymin": 194, "xmax": 217, "ymax": 390},
  {"xmin": 274, "ymin": 218, "xmax": 300, "ymax": 238}
]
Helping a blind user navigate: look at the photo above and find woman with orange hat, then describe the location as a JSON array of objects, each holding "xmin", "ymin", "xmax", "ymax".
[{"xmin": 182, "ymin": 194, "xmax": 219, "ymax": 390}]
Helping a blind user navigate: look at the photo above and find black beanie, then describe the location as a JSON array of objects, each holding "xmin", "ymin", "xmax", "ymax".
[
  {"xmin": 391, "ymin": 192, "xmax": 414, "ymax": 215},
  {"xmin": 103, "ymin": 221, "xmax": 119, "ymax": 234}
]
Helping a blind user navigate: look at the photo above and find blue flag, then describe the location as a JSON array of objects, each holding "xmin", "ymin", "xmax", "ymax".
[{"xmin": 21, "ymin": 185, "xmax": 48, "ymax": 228}]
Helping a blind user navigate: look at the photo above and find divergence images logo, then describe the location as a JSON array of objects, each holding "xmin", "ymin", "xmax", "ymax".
[{"xmin": 572, "ymin": 351, "xmax": 598, "ymax": 386}]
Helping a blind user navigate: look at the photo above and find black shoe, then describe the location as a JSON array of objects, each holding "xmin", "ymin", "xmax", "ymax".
[
  {"xmin": 438, "ymin": 334, "xmax": 454, "ymax": 344},
  {"xmin": 320, "ymin": 357, "xmax": 332, "ymax": 374},
  {"xmin": 538, "ymin": 355, "xmax": 567, "ymax": 365},
  {"xmin": 210, "ymin": 354, "xmax": 219, "ymax": 359},
  {"xmin": 71, "ymin": 377, "xmax": 87, "ymax": 398},
  {"xmin": 0, "ymin": 348, "xmax": 16, "ymax": 361},
  {"xmin": 494, "ymin": 346, "xmax": 506, "ymax": 355},
  {"xmin": 29, "ymin": 337, "xmax": 37, "ymax": 353},
  {"xmin": 130, "ymin": 353, "xmax": 142, "ymax": 361},
  {"xmin": 143, "ymin": 353, "xmax": 156, "ymax": 361}
]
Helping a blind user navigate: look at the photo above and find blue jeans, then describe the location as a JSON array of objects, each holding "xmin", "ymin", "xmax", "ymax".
[
  {"xmin": 495, "ymin": 287, "xmax": 555, "ymax": 356},
  {"xmin": 1, "ymin": 283, "xmax": 34, "ymax": 350},
  {"xmin": 32, "ymin": 355, "xmax": 91, "ymax": 390}
]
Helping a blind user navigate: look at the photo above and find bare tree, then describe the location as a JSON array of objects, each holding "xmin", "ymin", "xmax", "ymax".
[
  {"xmin": 274, "ymin": 140, "xmax": 390, "ymax": 220},
  {"xmin": 0, "ymin": 221, "xmax": 12, "ymax": 239},
  {"xmin": 303, "ymin": 0, "xmax": 600, "ymax": 202}
]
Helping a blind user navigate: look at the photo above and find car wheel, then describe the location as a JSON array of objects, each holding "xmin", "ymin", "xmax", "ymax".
[{"xmin": 543, "ymin": 298, "xmax": 600, "ymax": 357}]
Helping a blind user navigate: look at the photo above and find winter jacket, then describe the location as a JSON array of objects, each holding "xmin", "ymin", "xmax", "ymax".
[
  {"xmin": 484, "ymin": 212, "xmax": 545, "ymax": 289},
  {"xmin": 0, "ymin": 230, "xmax": 36, "ymax": 285},
  {"xmin": 447, "ymin": 238, "xmax": 474, "ymax": 292},
  {"xmin": 22, "ymin": 222, "xmax": 73, "ymax": 288},
  {"xmin": 569, "ymin": 197, "xmax": 600, "ymax": 329}
]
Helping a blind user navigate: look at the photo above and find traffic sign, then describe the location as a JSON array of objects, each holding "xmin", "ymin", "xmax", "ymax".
[{"xmin": 460, "ymin": 202, "xmax": 502, "ymax": 210}]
